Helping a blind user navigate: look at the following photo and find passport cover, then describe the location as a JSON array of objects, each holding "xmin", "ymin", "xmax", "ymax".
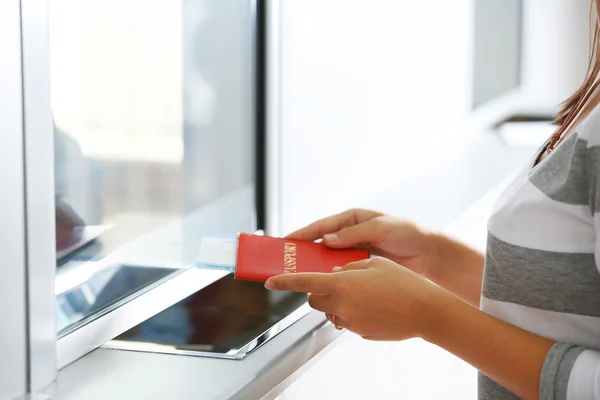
[{"xmin": 235, "ymin": 233, "xmax": 370, "ymax": 282}]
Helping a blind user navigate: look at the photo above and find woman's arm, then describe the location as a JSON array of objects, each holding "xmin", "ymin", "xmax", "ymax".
[
  {"xmin": 422, "ymin": 290, "xmax": 555, "ymax": 400},
  {"xmin": 265, "ymin": 257, "xmax": 597, "ymax": 400},
  {"xmin": 426, "ymin": 233, "xmax": 485, "ymax": 307}
]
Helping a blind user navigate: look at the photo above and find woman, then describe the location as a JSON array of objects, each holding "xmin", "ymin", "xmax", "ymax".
[{"xmin": 264, "ymin": 2, "xmax": 600, "ymax": 399}]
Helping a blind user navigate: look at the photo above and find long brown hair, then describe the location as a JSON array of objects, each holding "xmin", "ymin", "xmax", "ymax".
[{"xmin": 552, "ymin": 0, "xmax": 600, "ymax": 146}]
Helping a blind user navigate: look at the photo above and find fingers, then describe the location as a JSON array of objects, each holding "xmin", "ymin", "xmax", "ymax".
[
  {"xmin": 265, "ymin": 259, "xmax": 374, "ymax": 293},
  {"xmin": 308, "ymin": 294, "xmax": 334, "ymax": 313},
  {"xmin": 284, "ymin": 211, "xmax": 355, "ymax": 241},
  {"xmin": 333, "ymin": 259, "xmax": 371, "ymax": 272},
  {"xmin": 285, "ymin": 209, "xmax": 381, "ymax": 242},
  {"xmin": 325, "ymin": 219, "xmax": 382, "ymax": 249},
  {"xmin": 265, "ymin": 272, "xmax": 336, "ymax": 294}
]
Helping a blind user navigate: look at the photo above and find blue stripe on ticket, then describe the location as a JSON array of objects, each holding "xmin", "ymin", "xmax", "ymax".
[{"xmin": 195, "ymin": 262, "xmax": 236, "ymax": 272}]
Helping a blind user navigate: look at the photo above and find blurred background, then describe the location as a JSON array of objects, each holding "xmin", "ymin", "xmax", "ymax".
[{"xmin": 275, "ymin": 0, "xmax": 590, "ymax": 235}]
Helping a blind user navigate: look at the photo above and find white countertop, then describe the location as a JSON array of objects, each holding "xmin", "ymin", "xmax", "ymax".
[{"xmin": 56, "ymin": 310, "xmax": 342, "ymax": 400}]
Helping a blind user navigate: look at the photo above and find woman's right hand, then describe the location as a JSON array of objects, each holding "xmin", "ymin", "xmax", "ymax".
[
  {"xmin": 285, "ymin": 208, "xmax": 438, "ymax": 278},
  {"xmin": 287, "ymin": 208, "xmax": 486, "ymax": 307}
]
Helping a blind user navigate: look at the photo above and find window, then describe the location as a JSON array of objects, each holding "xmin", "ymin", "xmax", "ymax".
[{"xmin": 47, "ymin": 0, "xmax": 259, "ymax": 366}]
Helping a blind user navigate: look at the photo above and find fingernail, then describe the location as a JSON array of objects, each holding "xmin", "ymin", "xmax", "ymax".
[
  {"xmin": 324, "ymin": 233, "xmax": 339, "ymax": 244},
  {"xmin": 264, "ymin": 280, "xmax": 275, "ymax": 290},
  {"xmin": 332, "ymin": 266, "xmax": 342, "ymax": 272}
]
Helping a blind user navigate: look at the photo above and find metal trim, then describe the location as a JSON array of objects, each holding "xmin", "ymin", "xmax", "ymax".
[
  {"xmin": 20, "ymin": 0, "xmax": 59, "ymax": 392},
  {"xmin": 0, "ymin": 0, "xmax": 28, "ymax": 398},
  {"xmin": 265, "ymin": 0, "xmax": 282, "ymax": 236}
]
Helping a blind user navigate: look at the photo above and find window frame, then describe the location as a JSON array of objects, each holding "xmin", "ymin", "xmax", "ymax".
[
  {"xmin": 17, "ymin": 0, "xmax": 268, "ymax": 371},
  {"xmin": 0, "ymin": 0, "xmax": 30, "ymax": 397},
  {"xmin": 21, "ymin": 0, "xmax": 60, "ymax": 390}
]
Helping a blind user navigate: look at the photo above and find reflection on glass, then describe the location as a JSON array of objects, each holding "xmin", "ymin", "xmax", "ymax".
[
  {"xmin": 50, "ymin": 0, "xmax": 255, "ymax": 334},
  {"xmin": 109, "ymin": 275, "xmax": 308, "ymax": 358},
  {"xmin": 56, "ymin": 265, "xmax": 176, "ymax": 336}
]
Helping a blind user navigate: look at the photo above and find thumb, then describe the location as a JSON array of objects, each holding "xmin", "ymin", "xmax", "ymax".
[{"xmin": 323, "ymin": 220, "xmax": 379, "ymax": 248}]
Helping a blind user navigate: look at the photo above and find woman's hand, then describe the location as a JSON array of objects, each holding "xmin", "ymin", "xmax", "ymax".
[
  {"xmin": 286, "ymin": 208, "xmax": 436, "ymax": 278},
  {"xmin": 265, "ymin": 259, "xmax": 555, "ymax": 400},
  {"xmin": 265, "ymin": 257, "xmax": 445, "ymax": 341},
  {"xmin": 287, "ymin": 208, "xmax": 486, "ymax": 307}
]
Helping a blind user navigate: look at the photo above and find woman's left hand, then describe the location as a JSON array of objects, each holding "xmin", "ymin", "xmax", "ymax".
[
  {"xmin": 264, "ymin": 257, "xmax": 448, "ymax": 341},
  {"xmin": 267, "ymin": 257, "xmax": 557, "ymax": 400}
]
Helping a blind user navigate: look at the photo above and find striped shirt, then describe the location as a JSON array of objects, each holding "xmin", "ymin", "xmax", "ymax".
[{"xmin": 480, "ymin": 107, "xmax": 600, "ymax": 399}]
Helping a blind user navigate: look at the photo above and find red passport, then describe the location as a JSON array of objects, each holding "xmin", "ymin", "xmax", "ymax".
[{"xmin": 235, "ymin": 233, "xmax": 370, "ymax": 282}]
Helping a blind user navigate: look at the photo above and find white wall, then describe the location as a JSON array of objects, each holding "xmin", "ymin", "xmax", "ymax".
[
  {"xmin": 520, "ymin": 0, "xmax": 589, "ymax": 113},
  {"xmin": 277, "ymin": 0, "xmax": 590, "ymax": 235},
  {"xmin": 279, "ymin": 0, "xmax": 472, "ymax": 234}
]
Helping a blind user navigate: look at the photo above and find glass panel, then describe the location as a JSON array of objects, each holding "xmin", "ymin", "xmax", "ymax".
[
  {"xmin": 107, "ymin": 275, "xmax": 309, "ymax": 359},
  {"xmin": 50, "ymin": 0, "xmax": 256, "ymax": 335},
  {"xmin": 56, "ymin": 265, "xmax": 177, "ymax": 336}
]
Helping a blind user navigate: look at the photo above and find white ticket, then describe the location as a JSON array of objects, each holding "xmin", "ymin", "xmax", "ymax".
[{"xmin": 195, "ymin": 235, "xmax": 238, "ymax": 272}]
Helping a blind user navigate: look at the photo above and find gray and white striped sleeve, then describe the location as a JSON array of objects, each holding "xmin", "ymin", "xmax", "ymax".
[
  {"xmin": 540, "ymin": 343, "xmax": 597, "ymax": 399},
  {"xmin": 540, "ymin": 138, "xmax": 600, "ymax": 400}
]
